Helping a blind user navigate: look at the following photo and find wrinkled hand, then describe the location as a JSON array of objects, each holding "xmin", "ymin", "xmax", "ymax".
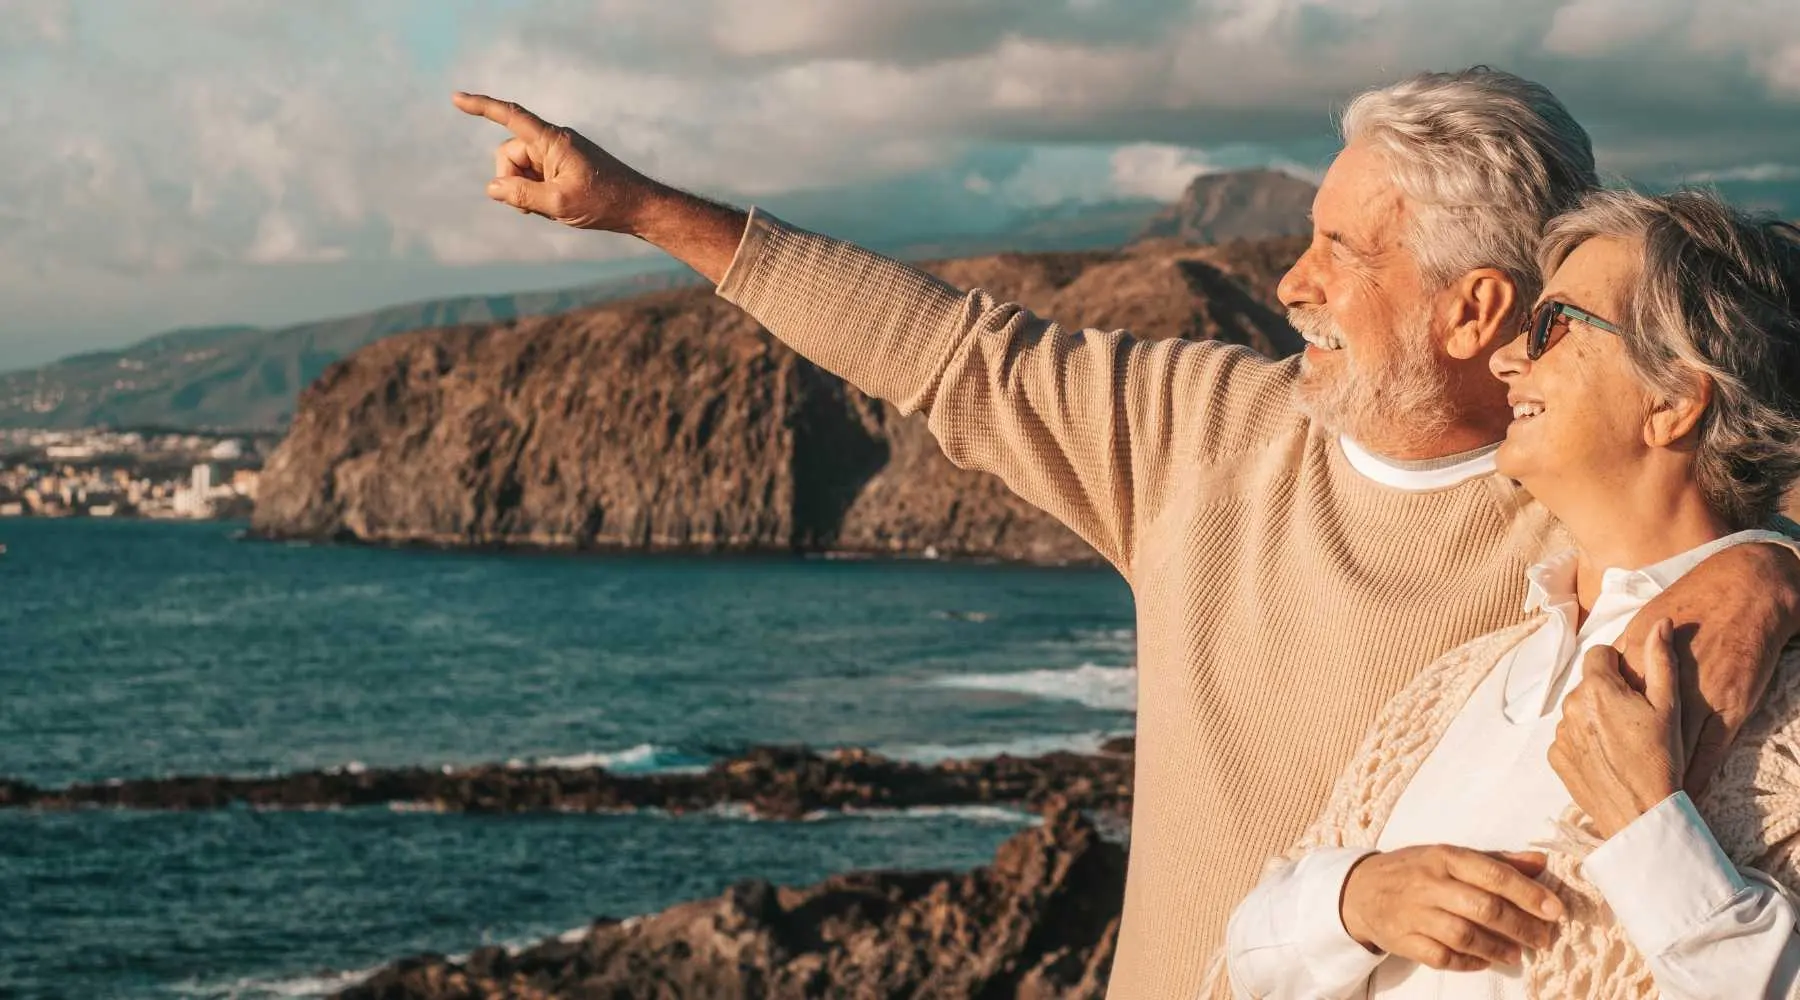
[
  {"xmin": 1340, "ymin": 845, "xmax": 1563, "ymax": 971},
  {"xmin": 1629, "ymin": 541, "xmax": 1800, "ymax": 797},
  {"xmin": 1550, "ymin": 619, "xmax": 1686, "ymax": 838},
  {"xmin": 452, "ymin": 91, "xmax": 659, "ymax": 233}
]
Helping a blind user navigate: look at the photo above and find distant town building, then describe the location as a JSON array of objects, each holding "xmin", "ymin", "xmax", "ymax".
[
  {"xmin": 209, "ymin": 439, "xmax": 244, "ymax": 461},
  {"xmin": 0, "ymin": 427, "xmax": 269, "ymax": 521},
  {"xmin": 231, "ymin": 469, "xmax": 260, "ymax": 499}
]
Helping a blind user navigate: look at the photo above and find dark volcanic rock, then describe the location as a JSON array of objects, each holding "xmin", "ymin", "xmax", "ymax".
[
  {"xmin": 4, "ymin": 745, "xmax": 1134, "ymax": 820},
  {"xmin": 334, "ymin": 801, "xmax": 1123, "ymax": 1000},
  {"xmin": 1134, "ymin": 168, "xmax": 1318, "ymax": 246},
  {"xmin": 253, "ymin": 239, "xmax": 1304, "ymax": 563}
]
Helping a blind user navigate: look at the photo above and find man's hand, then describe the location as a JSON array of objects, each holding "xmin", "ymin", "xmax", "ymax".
[
  {"xmin": 452, "ymin": 91, "xmax": 658, "ymax": 232},
  {"xmin": 452, "ymin": 92, "xmax": 746, "ymax": 283},
  {"xmin": 1339, "ymin": 845, "xmax": 1563, "ymax": 971},
  {"xmin": 1550, "ymin": 621, "xmax": 1686, "ymax": 838},
  {"xmin": 1626, "ymin": 541, "xmax": 1800, "ymax": 797}
]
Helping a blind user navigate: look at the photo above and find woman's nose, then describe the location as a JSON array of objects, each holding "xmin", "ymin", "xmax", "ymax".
[{"xmin": 1490, "ymin": 329, "xmax": 1531, "ymax": 382}]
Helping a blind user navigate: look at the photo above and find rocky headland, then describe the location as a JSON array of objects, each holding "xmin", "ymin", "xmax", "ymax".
[
  {"xmin": 250, "ymin": 236, "xmax": 1306, "ymax": 563},
  {"xmin": 336, "ymin": 801, "xmax": 1123, "ymax": 1000}
]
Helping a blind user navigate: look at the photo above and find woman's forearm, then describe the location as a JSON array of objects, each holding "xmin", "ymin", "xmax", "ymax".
[
  {"xmin": 1583, "ymin": 792, "xmax": 1800, "ymax": 999},
  {"xmin": 1224, "ymin": 848, "xmax": 1383, "ymax": 999}
]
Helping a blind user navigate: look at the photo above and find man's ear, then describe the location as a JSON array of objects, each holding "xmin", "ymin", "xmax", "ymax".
[
  {"xmin": 1647, "ymin": 374, "xmax": 1714, "ymax": 448},
  {"xmin": 1443, "ymin": 268, "xmax": 1518, "ymax": 361}
]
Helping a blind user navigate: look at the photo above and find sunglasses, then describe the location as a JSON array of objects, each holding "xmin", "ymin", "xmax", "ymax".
[{"xmin": 1525, "ymin": 299, "xmax": 1623, "ymax": 360}]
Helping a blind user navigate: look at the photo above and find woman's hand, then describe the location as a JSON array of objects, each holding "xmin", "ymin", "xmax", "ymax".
[
  {"xmin": 1340, "ymin": 846, "xmax": 1563, "ymax": 970},
  {"xmin": 1549, "ymin": 618, "xmax": 1687, "ymax": 838}
]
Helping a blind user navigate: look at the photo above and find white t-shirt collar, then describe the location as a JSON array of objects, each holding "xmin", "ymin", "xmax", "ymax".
[{"xmin": 1337, "ymin": 435, "xmax": 1499, "ymax": 491}]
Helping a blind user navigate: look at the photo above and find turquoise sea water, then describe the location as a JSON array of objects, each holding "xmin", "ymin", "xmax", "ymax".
[{"xmin": 1, "ymin": 519, "xmax": 1135, "ymax": 999}]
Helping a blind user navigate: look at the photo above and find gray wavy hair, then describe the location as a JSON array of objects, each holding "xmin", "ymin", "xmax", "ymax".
[
  {"xmin": 1541, "ymin": 189, "xmax": 1800, "ymax": 527},
  {"xmin": 1341, "ymin": 67, "xmax": 1599, "ymax": 322}
]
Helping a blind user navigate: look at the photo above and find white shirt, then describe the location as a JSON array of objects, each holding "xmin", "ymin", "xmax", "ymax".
[{"xmin": 1226, "ymin": 529, "xmax": 1800, "ymax": 1000}]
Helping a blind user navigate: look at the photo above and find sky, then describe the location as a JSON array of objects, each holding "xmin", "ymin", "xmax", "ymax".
[{"xmin": 3, "ymin": 0, "xmax": 1799, "ymax": 370}]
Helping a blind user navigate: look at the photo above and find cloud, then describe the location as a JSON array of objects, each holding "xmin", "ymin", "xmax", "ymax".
[
  {"xmin": 6, "ymin": 0, "xmax": 1800, "ymax": 366},
  {"xmin": 1109, "ymin": 144, "xmax": 1221, "ymax": 201},
  {"xmin": 0, "ymin": 0, "xmax": 71, "ymax": 47}
]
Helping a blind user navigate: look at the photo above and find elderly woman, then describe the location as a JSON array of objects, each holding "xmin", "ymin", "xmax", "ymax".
[{"xmin": 1220, "ymin": 189, "xmax": 1800, "ymax": 999}]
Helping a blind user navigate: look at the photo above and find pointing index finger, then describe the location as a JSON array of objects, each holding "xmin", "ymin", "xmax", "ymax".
[{"xmin": 453, "ymin": 91, "xmax": 555, "ymax": 143}]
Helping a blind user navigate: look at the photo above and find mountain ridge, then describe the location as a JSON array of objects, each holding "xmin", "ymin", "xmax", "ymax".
[{"xmin": 0, "ymin": 175, "xmax": 1314, "ymax": 432}]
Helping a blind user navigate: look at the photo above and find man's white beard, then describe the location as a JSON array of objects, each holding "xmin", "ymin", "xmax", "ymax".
[{"xmin": 1290, "ymin": 306, "xmax": 1455, "ymax": 452}]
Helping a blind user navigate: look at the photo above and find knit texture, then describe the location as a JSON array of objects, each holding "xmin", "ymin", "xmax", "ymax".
[
  {"xmin": 1203, "ymin": 623, "xmax": 1800, "ymax": 999},
  {"xmin": 716, "ymin": 210, "xmax": 1558, "ymax": 999}
]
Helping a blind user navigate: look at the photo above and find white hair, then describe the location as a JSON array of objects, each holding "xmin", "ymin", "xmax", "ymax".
[
  {"xmin": 1341, "ymin": 67, "xmax": 1598, "ymax": 320},
  {"xmin": 1542, "ymin": 189, "xmax": 1800, "ymax": 527}
]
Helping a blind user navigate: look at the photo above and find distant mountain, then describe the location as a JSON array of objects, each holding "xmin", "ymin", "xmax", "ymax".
[
  {"xmin": 888, "ymin": 199, "xmax": 1165, "ymax": 260},
  {"xmin": 0, "ymin": 271, "xmax": 702, "ymax": 432},
  {"xmin": 1135, "ymin": 169, "xmax": 1317, "ymax": 246},
  {"xmin": 0, "ymin": 196, "xmax": 1196, "ymax": 433}
]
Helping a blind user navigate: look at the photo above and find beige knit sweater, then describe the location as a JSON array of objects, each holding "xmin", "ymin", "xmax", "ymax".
[
  {"xmin": 716, "ymin": 210, "xmax": 1559, "ymax": 999},
  {"xmin": 1205, "ymin": 620, "xmax": 1800, "ymax": 999}
]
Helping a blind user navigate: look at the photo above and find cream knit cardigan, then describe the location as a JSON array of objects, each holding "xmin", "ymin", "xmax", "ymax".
[{"xmin": 1207, "ymin": 618, "xmax": 1800, "ymax": 999}]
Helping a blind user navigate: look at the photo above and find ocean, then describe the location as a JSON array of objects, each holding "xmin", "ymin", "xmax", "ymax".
[{"xmin": 1, "ymin": 518, "xmax": 1135, "ymax": 999}]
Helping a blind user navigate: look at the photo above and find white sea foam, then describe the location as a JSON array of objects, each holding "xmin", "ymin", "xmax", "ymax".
[
  {"xmin": 1068, "ymin": 627, "xmax": 1136, "ymax": 654},
  {"xmin": 880, "ymin": 730, "xmax": 1126, "ymax": 764},
  {"xmin": 929, "ymin": 663, "xmax": 1137, "ymax": 712},
  {"xmin": 838, "ymin": 804, "xmax": 1042, "ymax": 826},
  {"xmin": 173, "ymin": 964, "xmax": 381, "ymax": 999},
  {"xmin": 505, "ymin": 743, "xmax": 711, "ymax": 775}
]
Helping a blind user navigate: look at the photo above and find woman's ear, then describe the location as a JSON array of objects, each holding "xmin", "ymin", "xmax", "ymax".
[
  {"xmin": 1645, "ymin": 374, "xmax": 1714, "ymax": 448},
  {"xmin": 1443, "ymin": 268, "xmax": 1518, "ymax": 361}
]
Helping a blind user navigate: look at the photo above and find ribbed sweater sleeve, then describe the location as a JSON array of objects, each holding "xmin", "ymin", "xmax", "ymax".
[{"xmin": 716, "ymin": 208, "xmax": 1294, "ymax": 572}]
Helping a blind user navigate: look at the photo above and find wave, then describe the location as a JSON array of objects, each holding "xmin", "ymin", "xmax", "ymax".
[
  {"xmin": 1066, "ymin": 627, "xmax": 1135, "ymax": 655},
  {"xmin": 692, "ymin": 802, "xmax": 1039, "ymax": 826},
  {"xmin": 505, "ymin": 743, "xmax": 712, "ymax": 775},
  {"xmin": 928, "ymin": 663, "xmax": 1136, "ymax": 712},
  {"xmin": 929, "ymin": 609, "xmax": 993, "ymax": 623},
  {"xmin": 820, "ymin": 804, "xmax": 1041, "ymax": 826},
  {"xmin": 879, "ymin": 730, "xmax": 1126, "ymax": 764},
  {"xmin": 171, "ymin": 964, "xmax": 381, "ymax": 999}
]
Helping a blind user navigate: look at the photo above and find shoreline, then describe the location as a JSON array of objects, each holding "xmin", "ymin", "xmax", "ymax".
[{"xmin": 3, "ymin": 742, "xmax": 1136, "ymax": 821}]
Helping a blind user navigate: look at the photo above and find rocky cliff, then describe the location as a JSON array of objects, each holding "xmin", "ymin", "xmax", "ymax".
[{"xmin": 252, "ymin": 238, "xmax": 1305, "ymax": 562}]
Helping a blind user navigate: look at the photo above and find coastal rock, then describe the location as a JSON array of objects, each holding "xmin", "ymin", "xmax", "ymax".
[
  {"xmin": 334, "ymin": 801, "xmax": 1123, "ymax": 1000},
  {"xmin": 4, "ymin": 745, "xmax": 1134, "ymax": 819},
  {"xmin": 253, "ymin": 239, "xmax": 1304, "ymax": 562}
]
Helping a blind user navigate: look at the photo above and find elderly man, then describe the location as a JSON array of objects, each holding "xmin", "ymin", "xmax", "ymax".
[{"xmin": 455, "ymin": 68, "xmax": 1800, "ymax": 997}]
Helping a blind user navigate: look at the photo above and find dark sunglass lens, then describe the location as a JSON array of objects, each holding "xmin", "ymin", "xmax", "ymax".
[
  {"xmin": 1529, "ymin": 303, "xmax": 1554, "ymax": 359},
  {"xmin": 1529, "ymin": 303, "xmax": 1574, "ymax": 360}
]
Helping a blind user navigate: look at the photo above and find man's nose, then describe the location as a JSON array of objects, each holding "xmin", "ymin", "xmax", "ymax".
[{"xmin": 1277, "ymin": 249, "xmax": 1322, "ymax": 310}]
